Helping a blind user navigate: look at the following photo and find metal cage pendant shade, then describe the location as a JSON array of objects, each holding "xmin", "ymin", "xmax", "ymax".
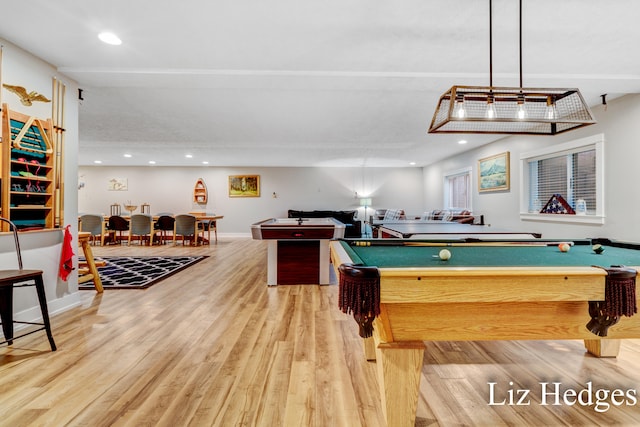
[
  {"xmin": 429, "ymin": 85, "xmax": 595, "ymax": 135},
  {"xmin": 428, "ymin": 1, "xmax": 595, "ymax": 135}
]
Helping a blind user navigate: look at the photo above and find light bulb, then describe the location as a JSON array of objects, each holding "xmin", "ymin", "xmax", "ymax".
[
  {"xmin": 516, "ymin": 96, "xmax": 527, "ymax": 120},
  {"xmin": 544, "ymin": 104, "xmax": 557, "ymax": 119},
  {"xmin": 545, "ymin": 98, "xmax": 558, "ymax": 120},
  {"xmin": 454, "ymin": 100, "xmax": 466, "ymax": 118},
  {"xmin": 485, "ymin": 100, "xmax": 497, "ymax": 119}
]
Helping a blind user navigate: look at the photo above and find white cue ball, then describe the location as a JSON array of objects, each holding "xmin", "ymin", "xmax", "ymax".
[{"xmin": 439, "ymin": 249, "xmax": 452, "ymax": 260}]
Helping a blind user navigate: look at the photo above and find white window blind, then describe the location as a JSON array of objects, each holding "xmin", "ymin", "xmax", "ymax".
[
  {"xmin": 520, "ymin": 134, "xmax": 604, "ymax": 224},
  {"xmin": 528, "ymin": 148, "xmax": 596, "ymax": 213},
  {"xmin": 444, "ymin": 169, "xmax": 471, "ymax": 210}
]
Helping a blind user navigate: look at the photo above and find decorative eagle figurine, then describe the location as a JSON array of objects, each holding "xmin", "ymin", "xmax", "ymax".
[{"xmin": 2, "ymin": 84, "xmax": 51, "ymax": 106}]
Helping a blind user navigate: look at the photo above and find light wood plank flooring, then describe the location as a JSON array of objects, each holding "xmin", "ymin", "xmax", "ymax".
[{"xmin": 2, "ymin": 238, "xmax": 640, "ymax": 426}]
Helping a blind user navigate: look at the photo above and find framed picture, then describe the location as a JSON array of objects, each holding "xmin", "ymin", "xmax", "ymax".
[
  {"xmin": 478, "ymin": 152, "xmax": 510, "ymax": 192},
  {"xmin": 107, "ymin": 178, "xmax": 128, "ymax": 191},
  {"xmin": 229, "ymin": 175, "xmax": 260, "ymax": 197}
]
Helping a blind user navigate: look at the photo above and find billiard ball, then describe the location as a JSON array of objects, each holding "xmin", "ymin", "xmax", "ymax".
[
  {"xmin": 592, "ymin": 244, "xmax": 605, "ymax": 254},
  {"xmin": 439, "ymin": 249, "xmax": 452, "ymax": 260},
  {"xmin": 558, "ymin": 243, "xmax": 571, "ymax": 252}
]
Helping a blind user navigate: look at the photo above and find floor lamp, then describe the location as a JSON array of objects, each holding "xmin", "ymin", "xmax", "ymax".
[{"xmin": 359, "ymin": 197, "xmax": 372, "ymax": 237}]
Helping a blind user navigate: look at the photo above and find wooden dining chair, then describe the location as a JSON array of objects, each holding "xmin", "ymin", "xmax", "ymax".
[
  {"xmin": 154, "ymin": 215, "xmax": 175, "ymax": 245},
  {"xmin": 0, "ymin": 217, "xmax": 56, "ymax": 351},
  {"xmin": 173, "ymin": 214, "xmax": 203, "ymax": 246},
  {"xmin": 128, "ymin": 214, "xmax": 155, "ymax": 245},
  {"xmin": 79, "ymin": 213, "xmax": 107, "ymax": 245},
  {"xmin": 107, "ymin": 215, "xmax": 129, "ymax": 245}
]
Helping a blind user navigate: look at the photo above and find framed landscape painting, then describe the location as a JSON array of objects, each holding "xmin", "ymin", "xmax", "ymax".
[
  {"xmin": 228, "ymin": 175, "xmax": 260, "ymax": 197},
  {"xmin": 478, "ymin": 152, "xmax": 510, "ymax": 192}
]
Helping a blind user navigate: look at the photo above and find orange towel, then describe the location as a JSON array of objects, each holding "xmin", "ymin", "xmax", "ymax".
[{"xmin": 59, "ymin": 225, "xmax": 74, "ymax": 281}]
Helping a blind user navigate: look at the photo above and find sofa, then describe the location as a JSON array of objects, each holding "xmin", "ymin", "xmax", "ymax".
[
  {"xmin": 371, "ymin": 208, "xmax": 406, "ymax": 222},
  {"xmin": 421, "ymin": 209, "xmax": 478, "ymax": 224},
  {"xmin": 287, "ymin": 209, "xmax": 362, "ymax": 238}
]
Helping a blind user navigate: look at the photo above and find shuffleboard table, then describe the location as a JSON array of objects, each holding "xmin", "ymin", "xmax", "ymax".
[
  {"xmin": 329, "ymin": 238, "xmax": 640, "ymax": 427},
  {"xmin": 252, "ymin": 217, "xmax": 345, "ymax": 285}
]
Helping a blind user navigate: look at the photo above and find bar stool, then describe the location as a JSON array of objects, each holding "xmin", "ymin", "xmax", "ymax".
[{"xmin": 0, "ymin": 218, "xmax": 56, "ymax": 351}]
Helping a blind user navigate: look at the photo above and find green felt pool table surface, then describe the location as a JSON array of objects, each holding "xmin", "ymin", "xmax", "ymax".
[{"xmin": 338, "ymin": 239, "xmax": 640, "ymax": 269}]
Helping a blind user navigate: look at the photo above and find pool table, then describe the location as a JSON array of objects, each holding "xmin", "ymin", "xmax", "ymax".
[{"xmin": 329, "ymin": 238, "xmax": 640, "ymax": 427}]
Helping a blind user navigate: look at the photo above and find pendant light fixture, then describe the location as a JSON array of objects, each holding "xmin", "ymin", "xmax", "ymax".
[{"xmin": 428, "ymin": 0, "xmax": 595, "ymax": 135}]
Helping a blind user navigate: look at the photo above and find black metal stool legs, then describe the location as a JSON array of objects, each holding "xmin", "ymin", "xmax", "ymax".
[
  {"xmin": 33, "ymin": 275, "xmax": 57, "ymax": 351},
  {"xmin": 0, "ymin": 285, "xmax": 14, "ymax": 345},
  {"xmin": 0, "ymin": 274, "xmax": 57, "ymax": 351}
]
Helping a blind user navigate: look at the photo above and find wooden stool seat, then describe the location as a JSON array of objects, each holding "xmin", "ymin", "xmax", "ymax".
[
  {"xmin": 78, "ymin": 232, "xmax": 104, "ymax": 292},
  {"xmin": 0, "ymin": 269, "xmax": 43, "ymax": 282}
]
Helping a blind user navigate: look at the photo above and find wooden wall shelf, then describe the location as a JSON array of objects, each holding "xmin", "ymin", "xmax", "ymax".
[{"xmin": 194, "ymin": 178, "xmax": 208, "ymax": 204}]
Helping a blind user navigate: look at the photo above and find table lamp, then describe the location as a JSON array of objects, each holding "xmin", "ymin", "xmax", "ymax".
[{"xmin": 359, "ymin": 197, "xmax": 372, "ymax": 237}]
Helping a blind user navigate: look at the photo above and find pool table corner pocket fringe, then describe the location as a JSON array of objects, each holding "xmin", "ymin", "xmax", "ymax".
[
  {"xmin": 587, "ymin": 265, "xmax": 637, "ymax": 336},
  {"xmin": 338, "ymin": 263, "xmax": 380, "ymax": 338}
]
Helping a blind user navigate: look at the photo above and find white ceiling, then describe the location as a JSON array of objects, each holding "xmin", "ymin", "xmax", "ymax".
[{"xmin": 1, "ymin": 0, "xmax": 639, "ymax": 167}]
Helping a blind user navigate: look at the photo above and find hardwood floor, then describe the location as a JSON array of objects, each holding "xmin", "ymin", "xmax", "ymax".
[{"xmin": 1, "ymin": 238, "xmax": 640, "ymax": 426}]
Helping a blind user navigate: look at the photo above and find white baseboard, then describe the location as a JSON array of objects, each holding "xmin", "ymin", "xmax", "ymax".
[
  {"xmin": 219, "ymin": 232, "xmax": 252, "ymax": 238},
  {"xmin": 1, "ymin": 292, "xmax": 82, "ymax": 340}
]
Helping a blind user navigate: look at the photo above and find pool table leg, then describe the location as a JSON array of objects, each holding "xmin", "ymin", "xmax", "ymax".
[
  {"xmin": 584, "ymin": 339, "xmax": 621, "ymax": 357},
  {"xmin": 363, "ymin": 336, "xmax": 376, "ymax": 361},
  {"xmin": 375, "ymin": 341, "xmax": 426, "ymax": 427}
]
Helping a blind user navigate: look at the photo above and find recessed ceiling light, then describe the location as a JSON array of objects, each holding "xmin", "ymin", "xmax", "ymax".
[
  {"xmin": 185, "ymin": 154, "xmax": 193, "ymax": 158},
  {"xmin": 98, "ymin": 32, "xmax": 122, "ymax": 46},
  {"xmin": 148, "ymin": 160, "xmax": 156, "ymax": 165},
  {"xmin": 202, "ymin": 161, "xmax": 209, "ymax": 165},
  {"xmin": 93, "ymin": 160, "xmax": 102, "ymax": 164},
  {"xmin": 458, "ymin": 139, "xmax": 468, "ymax": 144},
  {"xmin": 123, "ymin": 153, "xmax": 132, "ymax": 158},
  {"xmin": 409, "ymin": 162, "xmax": 416, "ymax": 166}
]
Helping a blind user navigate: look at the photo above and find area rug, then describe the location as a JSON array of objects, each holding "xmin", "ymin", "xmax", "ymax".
[{"xmin": 79, "ymin": 256, "xmax": 208, "ymax": 290}]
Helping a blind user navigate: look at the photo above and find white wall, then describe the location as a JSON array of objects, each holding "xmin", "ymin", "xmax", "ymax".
[
  {"xmin": 423, "ymin": 94, "xmax": 640, "ymax": 241},
  {"xmin": 78, "ymin": 166, "xmax": 425, "ymax": 235},
  {"xmin": 0, "ymin": 38, "xmax": 81, "ymax": 327}
]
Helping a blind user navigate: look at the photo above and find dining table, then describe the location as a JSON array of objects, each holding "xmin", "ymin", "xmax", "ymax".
[
  {"xmin": 188, "ymin": 213, "xmax": 224, "ymax": 244},
  {"xmin": 97, "ymin": 213, "xmax": 224, "ymax": 245}
]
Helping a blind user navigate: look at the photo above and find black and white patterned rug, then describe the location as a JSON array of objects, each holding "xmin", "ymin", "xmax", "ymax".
[{"xmin": 79, "ymin": 256, "xmax": 208, "ymax": 290}]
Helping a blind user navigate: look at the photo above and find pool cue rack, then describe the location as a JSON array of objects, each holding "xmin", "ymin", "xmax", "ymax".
[{"xmin": 1, "ymin": 104, "xmax": 56, "ymax": 231}]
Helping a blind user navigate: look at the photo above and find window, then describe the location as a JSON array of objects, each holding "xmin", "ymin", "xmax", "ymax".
[
  {"xmin": 444, "ymin": 167, "xmax": 472, "ymax": 210},
  {"xmin": 520, "ymin": 134, "xmax": 604, "ymax": 224}
]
